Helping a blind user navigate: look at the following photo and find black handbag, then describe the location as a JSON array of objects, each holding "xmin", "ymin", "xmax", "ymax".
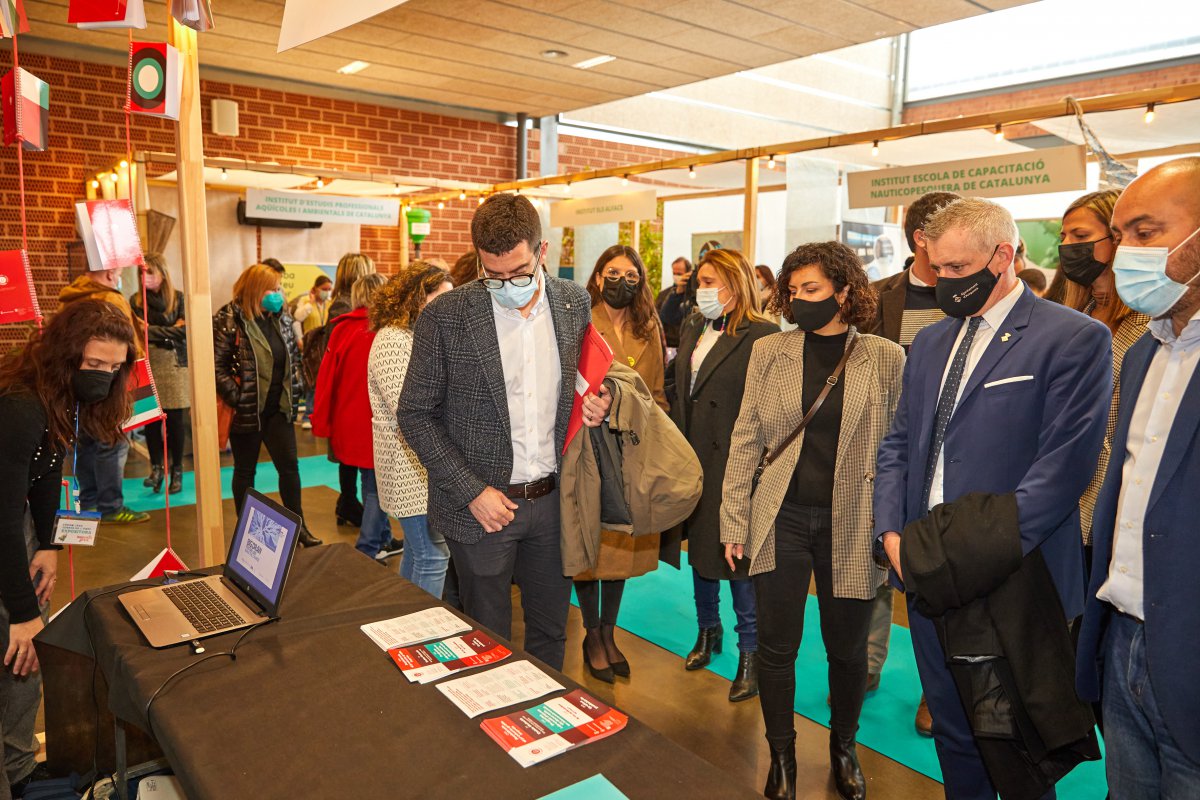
[{"xmin": 751, "ymin": 334, "xmax": 858, "ymax": 492}]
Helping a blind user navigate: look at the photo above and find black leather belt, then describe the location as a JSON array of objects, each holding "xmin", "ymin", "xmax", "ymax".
[{"xmin": 505, "ymin": 475, "xmax": 555, "ymax": 500}]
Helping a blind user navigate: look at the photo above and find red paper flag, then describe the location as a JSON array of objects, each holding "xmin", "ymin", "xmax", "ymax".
[
  {"xmin": 68, "ymin": 0, "xmax": 146, "ymax": 29},
  {"xmin": 563, "ymin": 323, "xmax": 614, "ymax": 454},
  {"xmin": 122, "ymin": 358, "xmax": 165, "ymax": 432},
  {"xmin": 2, "ymin": 67, "xmax": 49, "ymax": 151},
  {"xmin": 130, "ymin": 547, "xmax": 187, "ymax": 580},
  {"xmin": 0, "ymin": 250, "xmax": 41, "ymax": 325}
]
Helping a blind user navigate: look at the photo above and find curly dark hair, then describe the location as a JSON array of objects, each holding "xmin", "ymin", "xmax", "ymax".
[
  {"xmin": 771, "ymin": 241, "xmax": 877, "ymax": 331},
  {"xmin": 370, "ymin": 261, "xmax": 452, "ymax": 332},
  {"xmin": 471, "ymin": 194, "xmax": 541, "ymax": 256},
  {"xmin": 450, "ymin": 250, "xmax": 479, "ymax": 288},
  {"xmin": 0, "ymin": 299, "xmax": 136, "ymax": 448},
  {"xmin": 904, "ymin": 191, "xmax": 962, "ymax": 251}
]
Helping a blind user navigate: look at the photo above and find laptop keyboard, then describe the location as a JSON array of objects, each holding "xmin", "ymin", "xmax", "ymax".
[{"xmin": 162, "ymin": 580, "xmax": 246, "ymax": 633}]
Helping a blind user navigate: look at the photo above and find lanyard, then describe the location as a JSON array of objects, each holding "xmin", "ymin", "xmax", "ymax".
[{"xmin": 69, "ymin": 406, "xmax": 81, "ymax": 513}]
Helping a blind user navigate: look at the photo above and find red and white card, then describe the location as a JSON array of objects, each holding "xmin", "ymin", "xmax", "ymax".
[
  {"xmin": 0, "ymin": 249, "xmax": 40, "ymax": 325},
  {"xmin": 75, "ymin": 199, "xmax": 145, "ymax": 272},
  {"xmin": 68, "ymin": 0, "xmax": 146, "ymax": 29}
]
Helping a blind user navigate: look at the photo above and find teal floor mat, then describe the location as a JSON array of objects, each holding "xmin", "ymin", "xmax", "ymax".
[
  {"xmin": 120, "ymin": 455, "xmax": 343, "ymax": 512},
  {"xmin": 592, "ymin": 552, "xmax": 1108, "ymax": 795}
]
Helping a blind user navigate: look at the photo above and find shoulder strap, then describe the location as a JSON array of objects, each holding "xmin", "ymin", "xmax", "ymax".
[{"xmin": 762, "ymin": 333, "xmax": 858, "ymax": 468}]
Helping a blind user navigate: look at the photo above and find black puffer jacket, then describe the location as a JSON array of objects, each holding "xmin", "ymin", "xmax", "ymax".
[
  {"xmin": 131, "ymin": 289, "xmax": 188, "ymax": 367},
  {"xmin": 213, "ymin": 302, "xmax": 304, "ymax": 434}
]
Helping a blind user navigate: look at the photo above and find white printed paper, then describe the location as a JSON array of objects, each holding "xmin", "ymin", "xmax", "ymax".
[
  {"xmin": 360, "ymin": 607, "xmax": 471, "ymax": 651},
  {"xmin": 435, "ymin": 661, "xmax": 564, "ymax": 718}
]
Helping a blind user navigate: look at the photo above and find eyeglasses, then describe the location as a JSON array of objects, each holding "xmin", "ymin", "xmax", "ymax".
[
  {"xmin": 478, "ymin": 247, "xmax": 543, "ymax": 290},
  {"xmin": 602, "ymin": 269, "xmax": 640, "ymax": 286}
]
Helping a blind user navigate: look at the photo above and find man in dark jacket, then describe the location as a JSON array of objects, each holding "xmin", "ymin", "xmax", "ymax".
[
  {"xmin": 865, "ymin": 190, "xmax": 960, "ymax": 735},
  {"xmin": 398, "ymin": 194, "xmax": 611, "ymax": 672},
  {"xmin": 656, "ymin": 256, "xmax": 694, "ymax": 351}
]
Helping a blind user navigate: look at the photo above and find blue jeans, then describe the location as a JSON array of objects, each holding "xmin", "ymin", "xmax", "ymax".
[
  {"xmin": 1103, "ymin": 612, "xmax": 1200, "ymax": 799},
  {"xmin": 353, "ymin": 469, "xmax": 392, "ymax": 558},
  {"xmin": 75, "ymin": 434, "xmax": 128, "ymax": 515},
  {"xmin": 693, "ymin": 569, "xmax": 757, "ymax": 653},
  {"xmin": 303, "ymin": 388, "xmax": 314, "ymax": 421},
  {"xmin": 398, "ymin": 515, "xmax": 450, "ymax": 598}
]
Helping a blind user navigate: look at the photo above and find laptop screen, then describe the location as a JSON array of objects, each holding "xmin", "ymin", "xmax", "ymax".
[{"xmin": 225, "ymin": 489, "xmax": 302, "ymax": 616}]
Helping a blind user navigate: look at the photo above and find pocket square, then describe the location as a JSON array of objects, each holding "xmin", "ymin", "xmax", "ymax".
[{"xmin": 984, "ymin": 375, "xmax": 1034, "ymax": 389}]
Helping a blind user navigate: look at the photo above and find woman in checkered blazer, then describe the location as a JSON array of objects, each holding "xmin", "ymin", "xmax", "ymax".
[{"xmin": 720, "ymin": 242, "xmax": 905, "ymax": 800}]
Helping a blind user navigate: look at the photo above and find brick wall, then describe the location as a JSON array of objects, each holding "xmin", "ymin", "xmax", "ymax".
[{"xmin": 0, "ymin": 49, "xmax": 683, "ymax": 349}]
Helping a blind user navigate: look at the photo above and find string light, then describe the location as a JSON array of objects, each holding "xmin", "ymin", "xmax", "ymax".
[
  {"xmin": 871, "ymin": 140, "xmax": 880, "ymax": 157},
  {"xmin": 621, "ymin": 175, "xmax": 629, "ymax": 187},
  {"xmin": 393, "ymin": 183, "xmax": 402, "ymax": 195},
  {"xmin": 478, "ymin": 195, "xmax": 485, "ymax": 205},
  {"xmin": 1144, "ymin": 102, "xmax": 1156, "ymax": 124},
  {"xmin": 767, "ymin": 155, "xmax": 776, "ymax": 170},
  {"xmin": 90, "ymin": 179, "xmax": 100, "ymax": 189},
  {"xmin": 994, "ymin": 123, "xmax": 1004, "ymax": 142},
  {"xmin": 220, "ymin": 168, "xmax": 228, "ymax": 181},
  {"xmin": 688, "ymin": 165, "xmax": 696, "ymax": 179},
  {"xmin": 316, "ymin": 177, "xmax": 325, "ymax": 188},
  {"xmin": 109, "ymin": 172, "xmax": 119, "ymax": 183},
  {"xmin": 119, "ymin": 159, "xmax": 129, "ymax": 169},
  {"xmin": 564, "ymin": 182, "xmax": 572, "ymax": 193},
  {"xmin": 459, "ymin": 190, "xmax": 466, "ymax": 201},
  {"xmin": 437, "ymin": 201, "xmax": 444, "ymax": 210}
]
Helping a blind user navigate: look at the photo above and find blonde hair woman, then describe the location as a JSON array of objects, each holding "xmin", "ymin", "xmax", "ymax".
[
  {"xmin": 213, "ymin": 263, "xmax": 320, "ymax": 547},
  {"xmin": 668, "ymin": 248, "xmax": 778, "ymax": 701},
  {"xmin": 367, "ymin": 262, "xmax": 454, "ymax": 595},
  {"xmin": 1058, "ymin": 189, "xmax": 1150, "ymax": 569}
]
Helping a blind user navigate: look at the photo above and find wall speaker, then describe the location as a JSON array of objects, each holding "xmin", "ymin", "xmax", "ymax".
[{"xmin": 210, "ymin": 98, "xmax": 239, "ymax": 137}]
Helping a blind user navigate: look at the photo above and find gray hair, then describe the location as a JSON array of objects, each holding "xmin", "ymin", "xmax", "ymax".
[
  {"xmin": 923, "ymin": 198, "xmax": 1019, "ymax": 255},
  {"xmin": 350, "ymin": 272, "xmax": 387, "ymax": 310}
]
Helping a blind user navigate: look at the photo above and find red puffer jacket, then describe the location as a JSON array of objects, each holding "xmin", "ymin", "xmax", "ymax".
[{"xmin": 311, "ymin": 307, "xmax": 377, "ymax": 468}]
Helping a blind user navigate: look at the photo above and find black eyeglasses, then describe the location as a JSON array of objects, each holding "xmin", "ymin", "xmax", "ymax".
[
  {"xmin": 603, "ymin": 269, "xmax": 640, "ymax": 287},
  {"xmin": 479, "ymin": 248, "xmax": 542, "ymax": 290}
]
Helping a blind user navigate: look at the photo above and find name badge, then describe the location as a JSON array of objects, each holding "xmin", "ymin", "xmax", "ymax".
[{"xmin": 53, "ymin": 510, "xmax": 101, "ymax": 546}]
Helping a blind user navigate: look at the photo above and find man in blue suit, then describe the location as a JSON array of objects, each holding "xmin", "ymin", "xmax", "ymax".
[
  {"xmin": 874, "ymin": 198, "xmax": 1112, "ymax": 799},
  {"xmin": 1076, "ymin": 157, "xmax": 1200, "ymax": 797}
]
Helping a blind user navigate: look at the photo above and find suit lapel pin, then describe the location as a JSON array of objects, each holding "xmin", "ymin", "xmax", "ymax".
[{"xmin": 1001, "ymin": 332, "xmax": 1012, "ymax": 342}]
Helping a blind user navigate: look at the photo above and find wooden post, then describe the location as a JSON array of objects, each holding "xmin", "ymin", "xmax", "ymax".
[
  {"xmin": 400, "ymin": 209, "xmax": 410, "ymax": 269},
  {"xmin": 631, "ymin": 220, "xmax": 641, "ymax": 252},
  {"xmin": 170, "ymin": 20, "xmax": 224, "ymax": 566},
  {"xmin": 743, "ymin": 158, "xmax": 759, "ymax": 266}
]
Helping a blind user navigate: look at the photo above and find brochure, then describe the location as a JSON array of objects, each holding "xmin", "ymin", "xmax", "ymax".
[
  {"xmin": 360, "ymin": 607, "xmax": 470, "ymax": 651},
  {"xmin": 388, "ymin": 629, "xmax": 511, "ymax": 684},
  {"xmin": 436, "ymin": 661, "xmax": 563, "ymax": 719},
  {"xmin": 481, "ymin": 689, "xmax": 629, "ymax": 768}
]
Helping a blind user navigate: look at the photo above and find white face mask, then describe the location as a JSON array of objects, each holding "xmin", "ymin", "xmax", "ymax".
[
  {"xmin": 696, "ymin": 286, "xmax": 728, "ymax": 320},
  {"xmin": 1112, "ymin": 224, "xmax": 1200, "ymax": 318}
]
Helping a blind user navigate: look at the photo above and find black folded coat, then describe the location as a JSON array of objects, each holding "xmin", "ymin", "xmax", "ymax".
[{"xmin": 901, "ymin": 492, "xmax": 1100, "ymax": 800}]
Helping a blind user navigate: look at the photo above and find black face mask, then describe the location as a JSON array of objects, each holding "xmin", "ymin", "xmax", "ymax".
[
  {"xmin": 935, "ymin": 246, "xmax": 1001, "ymax": 318},
  {"xmin": 602, "ymin": 277, "xmax": 640, "ymax": 310},
  {"xmin": 1058, "ymin": 238, "xmax": 1110, "ymax": 287},
  {"xmin": 790, "ymin": 295, "xmax": 842, "ymax": 333},
  {"xmin": 72, "ymin": 368, "xmax": 117, "ymax": 404}
]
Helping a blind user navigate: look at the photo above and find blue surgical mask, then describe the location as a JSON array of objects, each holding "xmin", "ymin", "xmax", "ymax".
[
  {"xmin": 487, "ymin": 273, "xmax": 540, "ymax": 310},
  {"xmin": 261, "ymin": 290, "xmax": 285, "ymax": 314},
  {"xmin": 696, "ymin": 286, "xmax": 728, "ymax": 320},
  {"xmin": 1112, "ymin": 224, "xmax": 1200, "ymax": 318}
]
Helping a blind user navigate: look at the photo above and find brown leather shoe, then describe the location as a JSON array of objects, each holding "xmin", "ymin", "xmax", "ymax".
[{"xmin": 915, "ymin": 694, "xmax": 933, "ymax": 737}]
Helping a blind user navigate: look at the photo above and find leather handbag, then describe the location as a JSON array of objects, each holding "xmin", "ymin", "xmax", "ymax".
[
  {"xmin": 752, "ymin": 334, "xmax": 858, "ymax": 492},
  {"xmin": 216, "ymin": 327, "xmax": 240, "ymax": 449}
]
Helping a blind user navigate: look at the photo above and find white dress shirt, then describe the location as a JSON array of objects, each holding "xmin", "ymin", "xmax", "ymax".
[
  {"xmin": 929, "ymin": 280, "xmax": 1025, "ymax": 509},
  {"xmin": 689, "ymin": 322, "xmax": 721, "ymax": 391},
  {"xmin": 492, "ymin": 275, "xmax": 562, "ymax": 484},
  {"xmin": 1097, "ymin": 307, "xmax": 1200, "ymax": 620}
]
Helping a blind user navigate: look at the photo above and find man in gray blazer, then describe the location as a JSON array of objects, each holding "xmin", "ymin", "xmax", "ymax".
[{"xmin": 398, "ymin": 194, "xmax": 611, "ymax": 671}]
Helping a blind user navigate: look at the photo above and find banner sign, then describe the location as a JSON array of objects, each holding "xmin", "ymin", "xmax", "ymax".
[
  {"xmin": 550, "ymin": 190, "xmax": 657, "ymax": 228},
  {"xmin": 847, "ymin": 145, "xmax": 1086, "ymax": 209},
  {"xmin": 245, "ymin": 188, "xmax": 400, "ymax": 226}
]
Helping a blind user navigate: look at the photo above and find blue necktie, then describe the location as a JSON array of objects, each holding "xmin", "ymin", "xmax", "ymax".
[{"xmin": 921, "ymin": 316, "xmax": 983, "ymax": 511}]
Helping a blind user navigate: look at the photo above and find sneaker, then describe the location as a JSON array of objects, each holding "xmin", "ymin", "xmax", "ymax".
[
  {"xmin": 301, "ymin": 420, "xmax": 312, "ymax": 430},
  {"xmin": 100, "ymin": 506, "xmax": 151, "ymax": 524},
  {"xmin": 375, "ymin": 538, "xmax": 404, "ymax": 561}
]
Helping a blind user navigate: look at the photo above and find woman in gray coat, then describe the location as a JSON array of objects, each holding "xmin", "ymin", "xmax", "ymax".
[{"xmin": 668, "ymin": 248, "xmax": 777, "ymax": 703}]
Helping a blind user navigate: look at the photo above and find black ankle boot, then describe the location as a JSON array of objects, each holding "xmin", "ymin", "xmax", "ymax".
[
  {"xmin": 336, "ymin": 494, "xmax": 363, "ymax": 527},
  {"xmin": 729, "ymin": 651, "xmax": 759, "ymax": 702},
  {"xmin": 168, "ymin": 465, "xmax": 183, "ymax": 495},
  {"xmin": 830, "ymin": 732, "xmax": 867, "ymax": 800},
  {"xmin": 144, "ymin": 465, "xmax": 164, "ymax": 493},
  {"xmin": 685, "ymin": 625, "xmax": 723, "ymax": 671},
  {"xmin": 764, "ymin": 737, "xmax": 796, "ymax": 800},
  {"xmin": 298, "ymin": 526, "xmax": 323, "ymax": 548}
]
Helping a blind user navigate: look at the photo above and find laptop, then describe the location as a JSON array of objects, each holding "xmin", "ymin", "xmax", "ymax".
[{"xmin": 119, "ymin": 489, "xmax": 303, "ymax": 648}]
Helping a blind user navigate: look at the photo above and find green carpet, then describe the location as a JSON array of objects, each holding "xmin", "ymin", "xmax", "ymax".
[
  {"xmin": 598, "ymin": 552, "xmax": 1108, "ymax": 795},
  {"xmin": 123, "ymin": 459, "xmax": 1107, "ymax": 794}
]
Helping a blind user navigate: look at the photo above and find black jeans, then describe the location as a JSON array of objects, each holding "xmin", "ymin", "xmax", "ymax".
[
  {"xmin": 573, "ymin": 579, "xmax": 625, "ymax": 629},
  {"xmin": 445, "ymin": 489, "xmax": 571, "ymax": 671},
  {"xmin": 229, "ymin": 411, "xmax": 304, "ymax": 521},
  {"xmin": 144, "ymin": 408, "xmax": 188, "ymax": 469},
  {"xmin": 754, "ymin": 501, "xmax": 874, "ymax": 745}
]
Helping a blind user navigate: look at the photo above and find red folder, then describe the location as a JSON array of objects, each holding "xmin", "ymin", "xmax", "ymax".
[
  {"xmin": 0, "ymin": 249, "xmax": 40, "ymax": 325},
  {"xmin": 563, "ymin": 323, "xmax": 614, "ymax": 454},
  {"xmin": 68, "ymin": 0, "xmax": 146, "ymax": 29}
]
